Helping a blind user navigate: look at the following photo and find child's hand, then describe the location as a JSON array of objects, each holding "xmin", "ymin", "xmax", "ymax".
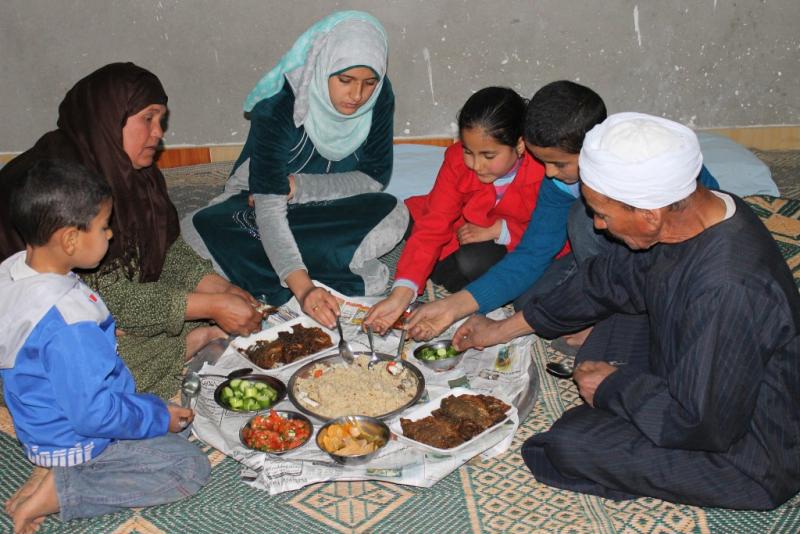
[
  {"xmin": 457, "ymin": 221, "xmax": 501, "ymax": 245},
  {"xmin": 364, "ymin": 287, "xmax": 415, "ymax": 334},
  {"xmin": 167, "ymin": 404, "xmax": 194, "ymax": 433}
]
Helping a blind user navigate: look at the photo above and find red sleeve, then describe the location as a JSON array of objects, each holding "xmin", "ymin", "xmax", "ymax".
[{"xmin": 395, "ymin": 144, "xmax": 470, "ymax": 290}]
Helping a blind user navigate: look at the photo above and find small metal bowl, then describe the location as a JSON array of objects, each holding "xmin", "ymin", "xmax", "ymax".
[
  {"xmin": 316, "ymin": 415, "xmax": 391, "ymax": 465},
  {"xmin": 239, "ymin": 410, "xmax": 313, "ymax": 455},
  {"xmin": 214, "ymin": 374, "xmax": 287, "ymax": 414},
  {"xmin": 412, "ymin": 339, "xmax": 464, "ymax": 372}
]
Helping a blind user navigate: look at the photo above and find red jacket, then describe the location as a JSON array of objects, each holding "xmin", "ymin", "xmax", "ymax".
[{"xmin": 396, "ymin": 143, "xmax": 546, "ymax": 290}]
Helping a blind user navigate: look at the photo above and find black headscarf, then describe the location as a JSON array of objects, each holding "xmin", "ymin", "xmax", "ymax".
[{"xmin": 0, "ymin": 62, "xmax": 179, "ymax": 282}]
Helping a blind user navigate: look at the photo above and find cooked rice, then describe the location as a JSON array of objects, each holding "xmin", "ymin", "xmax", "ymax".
[{"xmin": 294, "ymin": 356, "xmax": 417, "ymax": 418}]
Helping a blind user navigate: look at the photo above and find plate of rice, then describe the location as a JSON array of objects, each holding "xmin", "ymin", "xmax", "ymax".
[{"xmin": 288, "ymin": 352, "xmax": 425, "ymax": 421}]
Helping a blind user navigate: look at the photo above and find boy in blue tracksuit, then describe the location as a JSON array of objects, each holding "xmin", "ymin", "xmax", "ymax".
[{"xmin": 0, "ymin": 160, "xmax": 210, "ymax": 533}]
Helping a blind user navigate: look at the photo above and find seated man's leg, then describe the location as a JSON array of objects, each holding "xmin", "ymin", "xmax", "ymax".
[
  {"xmin": 575, "ymin": 313, "xmax": 651, "ymax": 372},
  {"xmin": 53, "ymin": 434, "xmax": 211, "ymax": 522},
  {"xmin": 522, "ymin": 405, "xmax": 775, "ymax": 509}
]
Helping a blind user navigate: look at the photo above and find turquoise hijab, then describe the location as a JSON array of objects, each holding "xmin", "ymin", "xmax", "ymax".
[{"xmin": 244, "ymin": 11, "xmax": 388, "ymax": 161}]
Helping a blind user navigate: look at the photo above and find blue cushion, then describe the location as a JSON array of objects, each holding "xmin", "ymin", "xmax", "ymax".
[
  {"xmin": 696, "ymin": 132, "xmax": 778, "ymax": 197},
  {"xmin": 385, "ymin": 144, "xmax": 446, "ymax": 200},
  {"xmin": 385, "ymin": 134, "xmax": 779, "ymax": 201}
]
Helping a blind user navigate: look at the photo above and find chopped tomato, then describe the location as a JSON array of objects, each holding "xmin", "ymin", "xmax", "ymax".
[
  {"xmin": 313, "ymin": 369, "xmax": 324, "ymax": 378},
  {"xmin": 242, "ymin": 410, "xmax": 311, "ymax": 452}
]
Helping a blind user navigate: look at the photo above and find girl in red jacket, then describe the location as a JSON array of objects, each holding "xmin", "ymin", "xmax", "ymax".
[{"xmin": 365, "ymin": 86, "xmax": 546, "ymax": 332}]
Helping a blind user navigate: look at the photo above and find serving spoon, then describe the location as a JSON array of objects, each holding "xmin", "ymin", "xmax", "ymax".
[{"xmin": 335, "ymin": 315, "xmax": 355, "ymax": 364}]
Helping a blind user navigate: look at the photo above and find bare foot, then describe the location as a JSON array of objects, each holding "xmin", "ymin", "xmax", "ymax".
[
  {"xmin": 184, "ymin": 326, "xmax": 227, "ymax": 361},
  {"xmin": 5, "ymin": 467, "xmax": 48, "ymax": 515},
  {"xmin": 11, "ymin": 470, "xmax": 59, "ymax": 534},
  {"xmin": 563, "ymin": 326, "xmax": 594, "ymax": 347}
]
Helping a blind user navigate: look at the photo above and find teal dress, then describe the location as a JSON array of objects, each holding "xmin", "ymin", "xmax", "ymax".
[{"xmin": 193, "ymin": 79, "xmax": 396, "ymax": 304}]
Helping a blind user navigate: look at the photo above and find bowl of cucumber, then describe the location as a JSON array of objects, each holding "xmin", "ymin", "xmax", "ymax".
[
  {"xmin": 412, "ymin": 339, "xmax": 464, "ymax": 372},
  {"xmin": 214, "ymin": 374, "xmax": 287, "ymax": 413}
]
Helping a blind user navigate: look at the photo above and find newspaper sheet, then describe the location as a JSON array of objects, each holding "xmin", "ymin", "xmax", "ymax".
[{"xmin": 190, "ymin": 284, "xmax": 539, "ymax": 495}]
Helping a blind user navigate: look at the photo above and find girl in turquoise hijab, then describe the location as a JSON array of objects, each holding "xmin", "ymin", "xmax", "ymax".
[{"xmin": 184, "ymin": 11, "xmax": 406, "ymax": 328}]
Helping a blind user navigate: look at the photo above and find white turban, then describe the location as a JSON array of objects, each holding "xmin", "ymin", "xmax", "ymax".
[{"xmin": 579, "ymin": 112, "xmax": 703, "ymax": 209}]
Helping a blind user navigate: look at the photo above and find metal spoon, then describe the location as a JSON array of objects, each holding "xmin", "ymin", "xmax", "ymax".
[
  {"xmin": 395, "ymin": 327, "xmax": 407, "ymax": 361},
  {"xmin": 335, "ymin": 316, "xmax": 355, "ymax": 364},
  {"xmin": 545, "ymin": 361, "xmax": 574, "ymax": 379},
  {"xmin": 366, "ymin": 325, "xmax": 381, "ymax": 369},
  {"xmin": 179, "ymin": 372, "xmax": 202, "ymax": 428}
]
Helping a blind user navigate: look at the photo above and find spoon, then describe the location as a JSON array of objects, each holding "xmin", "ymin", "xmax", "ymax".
[
  {"xmin": 545, "ymin": 361, "xmax": 574, "ymax": 379},
  {"xmin": 335, "ymin": 316, "xmax": 355, "ymax": 364},
  {"xmin": 395, "ymin": 327, "xmax": 407, "ymax": 361},
  {"xmin": 366, "ymin": 325, "xmax": 381, "ymax": 369},
  {"xmin": 179, "ymin": 372, "xmax": 202, "ymax": 428}
]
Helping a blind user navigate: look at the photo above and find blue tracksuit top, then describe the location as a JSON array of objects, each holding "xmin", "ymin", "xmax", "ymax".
[{"xmin": 0, "ymin": 253, "xmax": 169, "ymax": 467}]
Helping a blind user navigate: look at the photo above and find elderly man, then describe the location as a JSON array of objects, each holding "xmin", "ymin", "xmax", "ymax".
[{"xmin": 454, "ymin": 112, "xmax": 800, "ymax": 510}]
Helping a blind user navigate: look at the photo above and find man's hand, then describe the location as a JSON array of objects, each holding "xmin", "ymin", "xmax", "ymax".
[
  {"xmin": 573, "ymin": 361, "xmax": 618, "ymax": 407},
  {"xmin": 451, "ymin": 314, "xmax": 502, "ymax": 350}
]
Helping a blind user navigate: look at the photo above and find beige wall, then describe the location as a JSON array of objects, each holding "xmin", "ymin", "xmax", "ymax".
[{"xmin": 2, "ymin": 0, "xmax": 799, "ymax": 153}]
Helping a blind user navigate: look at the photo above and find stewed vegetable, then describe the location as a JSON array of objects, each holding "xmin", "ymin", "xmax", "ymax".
[
  {"xmin": 241, "ymin": 410, "xmax": 311, "ymax": 452},
  {"xmin": 220, "ymin": 378, "xmax": 278, "ymax": 411}
]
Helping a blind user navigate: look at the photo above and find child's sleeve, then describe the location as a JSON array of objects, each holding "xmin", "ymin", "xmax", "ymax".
[{"xmin": 42, "ymin": 322, "xmax": 170, "ymax": 440}]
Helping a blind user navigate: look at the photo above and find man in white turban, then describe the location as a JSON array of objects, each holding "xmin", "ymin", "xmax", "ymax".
[{"xmin": 452, "ymin": 113, "xmax": 800, "ymax": 509}]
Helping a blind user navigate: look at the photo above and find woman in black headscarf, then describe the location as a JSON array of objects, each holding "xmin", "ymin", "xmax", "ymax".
[{"xmin": 0, "ymin": 63, "xmax": 262, "ymax": 399}]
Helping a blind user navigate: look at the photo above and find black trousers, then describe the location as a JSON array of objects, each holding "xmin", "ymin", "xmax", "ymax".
[{"xmin": 429, "ymin": 240, "xmax": 507, "ymax": 293}]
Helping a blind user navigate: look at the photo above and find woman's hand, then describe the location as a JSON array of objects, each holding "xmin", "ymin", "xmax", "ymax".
[
  {"xmin": 364, "ymin": 287, "xmax": 415, "ymax": 335},
  {"xmin": 224, "ymin": 284, "xmax": 260, "ymax": 307},
  {"xmin": 457, "ymin": 220, "xmax": 502, "ymax": 245},
  {"xmin": 300, "ymin": 286, "xmax": 340, "ymax": 329},
  {"xmin": 209, "ymin": 294, "xmax": 263, "ymax": 335},
  {"xmin": 285, "ymin": 270, "xmax": 339, "ymax": 328}
]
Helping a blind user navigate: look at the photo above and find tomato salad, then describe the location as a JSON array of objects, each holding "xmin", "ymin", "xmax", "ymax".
[{"xmin": 241, "ymin": 410, "xmax": 311, "ymax": 453}]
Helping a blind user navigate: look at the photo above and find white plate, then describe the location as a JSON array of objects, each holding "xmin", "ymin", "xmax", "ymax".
[
  {"xmin": 230, "ymin": 316, "xmax": 338, "ymax": 373},
  {"xmin": 388, "ymin": 387, "xmax": 516, "ymax": 454}
]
